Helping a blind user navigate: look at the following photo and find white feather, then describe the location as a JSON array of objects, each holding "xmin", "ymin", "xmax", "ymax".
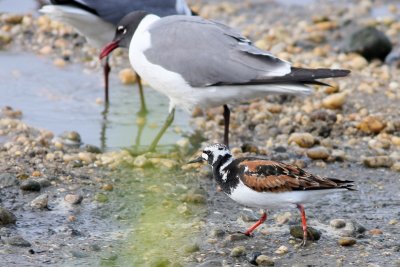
[
  {"xmin": 39, "ymin": 5, "xmax": 114, "ymax": 48},
  {"xmin": 230, "ymin": 180, "xmax": 347, "ymax": 209}
]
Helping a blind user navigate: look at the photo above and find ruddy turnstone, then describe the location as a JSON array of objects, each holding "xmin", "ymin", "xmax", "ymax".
[
  {"xmin": 99, "ymin": 11, "xmax": 350, "ymax": 151},
  {"xmin": 188, "ymin": 143, "xmax": 355, "ymax": 245},
  {"xmin": 40, "ymin": 0, "xmax": 193, "ymax": 112}
]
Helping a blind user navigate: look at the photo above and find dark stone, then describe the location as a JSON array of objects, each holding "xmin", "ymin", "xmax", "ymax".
[
  {"xmin": 341, "ymin": 26, "xmax": 392, "ymax": 61},
  {"xmin": 0, "ymin": 207, "xmax": 17, "ymax": 225},
  {"xmin": 289, "ymin": 225, "xmax": 321, "ymax": 241},
  {"xmin": 248, "ymin": 251, "xmax": 262, "ymax": 265},
  {"xmin": 241, "ymin": 143, "xmax": 259, "ymax": 153},
  {"xmin": 20, "ymin": 180, "xmax": 41, "ymax": 192},
  {"xmin": 184, "ymin": 243, "xmax": 200, "ymax": 253},
  {"xmin": 6, "ymin": 236, "xmax": 31, "ymax": 247},
  {"xmin": 274, "ymin": 146, "xmax": 287, "ymax": 153},
  {"xmin": 85, "ymin": 144, "xmax": 102, "ymax": 154}
]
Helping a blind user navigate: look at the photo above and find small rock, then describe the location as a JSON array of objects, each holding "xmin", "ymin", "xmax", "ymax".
[
  {"xmin": 0, "ymin": 173, "xmax": 18, "ymax": 188},
  {"xmin": 101, "ymin": 184, "xmax": 114, "ymax": 191},
  {"xmin": 391, "ymin": 162, "xmax": 400, "ymax": 172},
  {"xmin": 275, "ymin": 212, "xmax": 292, "ymax": 225},
  {"xmin": 330, "ymin": 219, "xmax": 346, "ymax": 229},
  {"xmin": 78, "ymin": 152, "xmax": 95, "ymax": 164},
  {"xmin": 85, "ymin": 144, "xmax": 102, "ymax": 154},
  {"xmin": 363, "ymin": 156, "xmax": 393, "ymax": 168},
  {"xmin": 6, "ymin": 236, "xmax": 31, "ymax": 247},
  {"xmin": 133, "ymin": 155, "xmax": 151, "ymax": 168},
  {"xmin": 37, "ymin": 178, "xmax": 51, "ymax": 188},
  {"xmin": 95, "ymin": 193, "xmax": 108, "ymax": 203},
  {"xmin": 0, "ymin": 207, "xmax": 17, "ymax": 225},
  {"xmin": 177, "ymin": 203, "xmax": 191, "ymax": 215},
  {"xmin": 210, "ymin": 228, "xmax": 225, "ymax": 238},
  {"xmin": 369, "ymin": 229, "xmax": 383, "ymax": 235},
  {"xmin": 230, "ymin": 246, "xmax": 246, "ymax": 257},
  {"xmin": 184, "ymin": 243, "xmax": 200, "ymax": 253},
  {"xmin": 339, "ymin": 220, "xmax": 366, "ymax": 237},
  {"xmin": 275, "ymin": 245, "xmax": 288, "ymax": 255},
  {"xmin": 288, "ymin": 133, "xmax": 315, "ymax": 148},
  {"xmin": 357, "ymin": 116, "xmax": 386, "ymax": 134},
  {"xmin": 341, "ymin": 26, "xmax": 392, "ymax": 61},
  {"xmin": 20, "ymin": 180, "xmax": 41, "ymax": 192},
  {"xmin": 256, "ymin": 255, "xmax": 275, "ymax": 266},
  {"xmin": 239, "ymin": 209, "xmax": 259, "ymax": 222},
  {"xmin": 241, "ymin": 143, "xmax": 259, "ymax": 153},
  {"xmin": 248, "ymin": 252, "xmax": 262, "ymax": 265},
  {"xmin": 306, "ymin": 146, "xmax": 330, "ymax": 160},
  {"xmin": 227, "ymin": 233, "xmax": 248, "ymax": 242},
  {"xmin": 65, "ymin": 194, "xmax": 83, "ymax": 205},
  {"xmin": 30, "ymin": 194, "xmax": 48, "ymax": 209},
  {"xmin": 118, "ymin": 68, "xmax": 137, "ymax": 84},
  {"xmin": 338, "ymin": 237, "xmax": 356, "ymax": 246},
  {"xmin": 149, "ymin": 158, "xmax": 178, "ymax": 169},
  {"xmin": 322, "ymin": 93, "xmax": 346, "ymax": 109},
  {"xmin": 290, "ymin": 226, "xmax": 321, "ymax": 241},
  {"xmin": 389, "ymin": 219, "xmax": 398, "ymax": 225},
  {"xmin": 4, "ymin": 14, "xmax": 23, "ymax": 24},
  {"xmin": 182, "ymin": 193, "xmax": 206, "ymax": 204},
  {"xmin": 53, "ymin": 58, "xmax": 66, "ymax": 68},
  {"xmin": 61, "ymin": 131, "xmax": 81, "ymax": 144}
]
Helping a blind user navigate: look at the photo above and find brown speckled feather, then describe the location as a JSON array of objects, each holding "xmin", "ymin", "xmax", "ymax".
[{"xmin": 238, "ymin": 159, "xmax": 351, "ymax": 193}]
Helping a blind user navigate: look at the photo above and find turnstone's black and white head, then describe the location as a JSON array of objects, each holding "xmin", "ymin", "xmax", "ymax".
[{"xmin": 189, "ymin": 143, "xmax": 355, "ymax": 245}]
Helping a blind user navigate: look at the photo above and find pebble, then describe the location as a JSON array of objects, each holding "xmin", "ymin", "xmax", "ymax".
[
  {"xmin": 53, "ymin": 58, "xmax": 66, "ymax": 68},
  {"xmin": 330, "ymin": 219, "xmax": 346, "ymax": 229},
  {"xmin": 369, "ymin": 229, "xmax": 383, "ymax": 235},
  {"xmin": 30, "ymin": 193, "xmax": 48, "ymax": 209},
  {"xmin": 290, "ymin": 226, "xmax": 321, "ymax": 241},
  {"xmin": 357, "ymin": 116, "xmax": 386, "ymax": 134},
  {"xmin": 184, "ymin": 243, "xmax": 200, "ymax": 253},
  {"xmin": 0, "ymin": 207, "xmax": 17, "ymax": 225},
  {"xmin": 94, "ymin": 193, "xmax": 108, "ymax": 203},
  {"xmin": 101, "ymin": 184, "xmax": 114, "ymax": 191},
  {"xmin": 118, "ymin": 68, "xmax": 137, "ymax": 84},
  {"xmin": 149, "ymin": 158, "xmax": 178, "ymax": 169},
  {"xmin": 227, "ymin": 233, "xmax": 248, "ymax": 242},
  {"xmin": 37, "ymin": 178, "xmax": 51, "ymax": 188},
  {"xmin": 275, "ymin": 245, "xmax": 288, "ymax": 255},
  {"xmin": 61, "ymin": 131, "xmax": 81, "ymax": 144},
  {"xmin": 133, "ymin": 155, "xmax": 151, "ymax": 168},
  {"xmin": 6, "ymin": 236, "xmax": 31, "ymax": 247},
  {"xmin": 78, "ymin": 152, "xmax": 95, "ymax": 164},
  {"xmin": 391, "ymin": 162, "xmax": 400, "ymax": 172},
  {"xmin": 363, "ymin": 156, "xmax": 393, "ymax": 168},
  {"xmin": 288, "ymin": 133, "xmax": 315, "ymax": 148},
  {"xmin": 85, "ymin": 144, "xmax": 102, "ymax": 154},
  {"xmin": 182, "ymin": 193, "xmax": 207, "ymax": 204},
  {"xmin": 322, "ymin": 93, "xmax": 346, "ymax": 109},
  {"xmin": 306, "ymin": 146, "xmax": 330, "ymax": 160},
  {"xmin": 210, "ymin": 228, "xmax": 225, "ymax": 238},
  {"xmin": 339, "ymin": 220, "xmax": 366, "ymax": 237},
  {"xmin": 20, "ymin": 180, "xmax": 41, "ymax": 192},
  {"xmin": 4, "ymin": 14, "xmax": 23, "ymax": 24},
  {"xmin": 64, "ymin": 194, "xmax": 83, "ymax": 205},
  {"xmin": 275, "ymin": 212, "xmax": 292, "ymax": 225},
  {"xmin": 230, "ymin": 246, "xmax": 246, "ymax": 257},
  {"xmin": 256, "ymin": 255, "xmax": 275, "ymax": 266},
  {"xmin": 338, "ymin": 237, "xmax": 356, "ymax": 246},
  {"xmin": 239, "ymin": 209, "xmax": 259, "ymax": 222},
  {"xmin": 0, "ymin": 173, "xmax": 18, "ymax": 188},
  {"xmin": 389, "ymin": 219, "xmax": 398, "ymax": 225}
]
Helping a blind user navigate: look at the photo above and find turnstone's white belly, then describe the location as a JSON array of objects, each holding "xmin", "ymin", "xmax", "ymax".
[{"xmin": 229, "ymin": 180, "xmax": 345, "ymax": 209}]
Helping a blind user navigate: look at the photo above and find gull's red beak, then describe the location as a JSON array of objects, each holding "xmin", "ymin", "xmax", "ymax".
[{"xmin": 100, "ymin": 40, "xmax": 120, "ymax": 59}]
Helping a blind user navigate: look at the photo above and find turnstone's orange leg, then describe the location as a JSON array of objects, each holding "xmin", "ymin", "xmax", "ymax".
[
  {"xmin": 223, "ymin": 105, "xmax": 230, "ymax": 147},
  {"xmin": 297, "ymin": 204, "xmax": 308, "ymax": 246},
  {"xmin": 244, "ymin": 211, "xmax": 267, "ymax": 236},
  {"xmin": 103, "ymin": 56, "xmax": 111, "ymax": 104}
]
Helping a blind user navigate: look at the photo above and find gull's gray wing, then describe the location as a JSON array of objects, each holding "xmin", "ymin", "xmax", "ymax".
[
  {"xmin": 76, "ymin": 0, "xmax": 187, "ymax": 25},
  {"xmin": 144, "ymin": 16, "xmax": 292, "ymax": 87}
]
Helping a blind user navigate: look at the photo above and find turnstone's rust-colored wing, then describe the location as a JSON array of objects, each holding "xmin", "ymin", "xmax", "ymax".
[{"xmin": 238, "ymin": 159, "xmax": 353, "ymax": 193}]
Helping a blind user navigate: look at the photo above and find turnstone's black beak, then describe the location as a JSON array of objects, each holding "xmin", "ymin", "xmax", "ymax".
[{"xmin": 187, "ymin": 156, "xmax": 204, "ymax": 164}]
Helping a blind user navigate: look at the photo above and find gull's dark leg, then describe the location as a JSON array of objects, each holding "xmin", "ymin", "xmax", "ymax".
[
  {"xmin": 100, "ymin": 102, "xmax": 110, "ymax": 151},
  {"xmin": 297, "ymin": 204, "xmax": 308, "ymax": 246},
  {"xmin": 244, "ymin": 211, "xmax": 267, "ymax": 236},
  {"xmin": 103, "ymin": 56, "xmax": 111, "ymax": 104},
  {"xmin": 136, "ymin": 74, "xmax": 148, "ymax": 115},
  {"xmin": 148, "ymin": 108, "xmax": 175, "ymax": 152},
  {"xmin": 223, "ymin": 104, "xmax": 230, "ymax": 147}
]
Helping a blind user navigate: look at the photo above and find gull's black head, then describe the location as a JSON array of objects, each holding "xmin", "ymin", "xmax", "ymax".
[{"xmin": 100, "ymin": 11, "xmax": 148, "ymax": 59}]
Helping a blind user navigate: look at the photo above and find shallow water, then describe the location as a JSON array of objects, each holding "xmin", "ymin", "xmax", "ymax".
[
  {"xmin": 0, "ymin": 0, "xmax": 37, "ymax": 13},
  {"xmin": 0, "ymin": 52, "xmax": 191, "ymax": 150}
]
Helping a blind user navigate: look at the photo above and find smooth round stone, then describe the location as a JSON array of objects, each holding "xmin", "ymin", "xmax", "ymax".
[
  {"xmin": 338, "ymin": 237, "xmax": 356, "ymax": 246},
  {"xmin": 0, "ymin": 207, "xmax": 17, "ymax": 225},
  {"xmin": 20, "ymin": 180, "xmax": 41, "ymax": 192}
]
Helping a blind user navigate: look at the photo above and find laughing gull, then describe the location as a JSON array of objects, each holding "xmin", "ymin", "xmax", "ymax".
[
  {"xmin": 100, "ymin": 11, "xmax": 350, "ymax": 151},
  {"xmin": 40, "ymin": 0, "xmax": 193, "ymax": 113}
]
